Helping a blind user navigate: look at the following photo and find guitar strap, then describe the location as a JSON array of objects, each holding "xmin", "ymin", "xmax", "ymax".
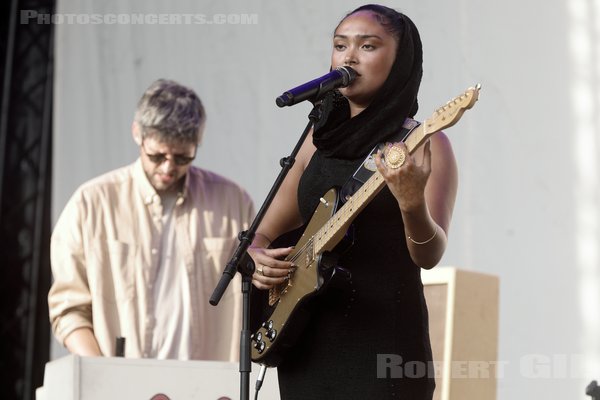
[{"xmin": 339, "ymin": 118, "xmax": 421, "ymax": 203}]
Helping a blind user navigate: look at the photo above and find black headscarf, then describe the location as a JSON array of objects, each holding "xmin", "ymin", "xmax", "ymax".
[{"xmin": 313, "ymin": 11, "xmax": 423, "ymax": 160}]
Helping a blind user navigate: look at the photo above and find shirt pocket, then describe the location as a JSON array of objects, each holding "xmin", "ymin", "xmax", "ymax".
[{"xmin": 89, "ymin": 239, "xmax": 137, "ymax": 303}]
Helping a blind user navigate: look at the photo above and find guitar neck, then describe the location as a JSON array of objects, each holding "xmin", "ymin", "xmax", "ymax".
[
  {"xmin": 404, "ymin": 123, "xmax": 431, "ymax": 157},
  {"xmin": 311, "ymin": 84, "xmax": 481, "ymax": 254},
  {"xmin": 313, "ymin": 123, "xmax": 431, "ymax": 253}
]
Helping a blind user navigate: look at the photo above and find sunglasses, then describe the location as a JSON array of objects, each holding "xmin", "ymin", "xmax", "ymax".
[{"xmin": 141, "ymin": 141, "xmax": 197, "ymax": 166}]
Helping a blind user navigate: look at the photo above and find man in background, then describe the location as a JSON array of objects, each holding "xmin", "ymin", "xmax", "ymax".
[{"xmin": 49, "ymin": 79, "xmax": 254, "ymax": 361}]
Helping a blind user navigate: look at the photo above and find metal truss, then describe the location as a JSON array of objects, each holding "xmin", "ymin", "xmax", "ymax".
[{"xmin": 0, "ymin": 0, "xmax": 55, "ymax": 399}]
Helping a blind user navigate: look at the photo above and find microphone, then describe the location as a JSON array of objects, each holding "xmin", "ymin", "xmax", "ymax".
[{"xmin": 276, "ymin": 66, "xmax": 357, "ymax": 107}]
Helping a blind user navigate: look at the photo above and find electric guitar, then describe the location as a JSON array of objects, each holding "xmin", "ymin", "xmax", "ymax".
[{"xmin": 251, "ymin": 85, "xmax": 481, "ymax": 367}]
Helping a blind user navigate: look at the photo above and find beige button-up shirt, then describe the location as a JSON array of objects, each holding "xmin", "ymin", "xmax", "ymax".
[{"xmin": 49, "ymin": 160, "xmax": 254, "ymax": 361}]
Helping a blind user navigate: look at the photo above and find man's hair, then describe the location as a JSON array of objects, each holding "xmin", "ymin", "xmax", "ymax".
[{"xmin": 134, "ymin": 79, "xmax": 205, "ymax": 144}]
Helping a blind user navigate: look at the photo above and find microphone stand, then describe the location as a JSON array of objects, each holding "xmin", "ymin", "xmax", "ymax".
[{"xmin": 210, "ymin": 104, "xmax": 322, "ymax": 400}]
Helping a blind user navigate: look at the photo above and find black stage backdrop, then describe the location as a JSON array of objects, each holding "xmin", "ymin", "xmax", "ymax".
[{"xmin": 0, "ymin": 0, "xmax": 54, "ymax": 399}]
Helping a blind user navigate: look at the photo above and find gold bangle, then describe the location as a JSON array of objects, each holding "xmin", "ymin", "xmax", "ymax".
[{"xmin": 407, "ymin": 226, "xmax": 438, "ymax": 245}]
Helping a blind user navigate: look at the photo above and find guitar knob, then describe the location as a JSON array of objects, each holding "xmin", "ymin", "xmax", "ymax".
[
  {"xmin": 262, "ymin": 320, "xmax": 274, "ymax": 330},
  {"xmin": 265, "ymin": 328, "xmax": 277, "ymax": 341},
  {"xmin": 254, "ymin": 340, "xmax": 266, "ymax": 354},
  {"xmin": 250, "ymin": 332, "xmax": 262, "ymax": 343}
]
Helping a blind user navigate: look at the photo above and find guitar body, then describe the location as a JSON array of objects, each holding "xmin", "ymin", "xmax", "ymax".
[{"xmin": 250, "ymin": 188, "xmax": 352, "ymax": 367}]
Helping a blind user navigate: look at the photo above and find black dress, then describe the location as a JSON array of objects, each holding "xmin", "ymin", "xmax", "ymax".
[{"xmin": 277, "ymin": 150, "xmax": 436, "ymax": 400}]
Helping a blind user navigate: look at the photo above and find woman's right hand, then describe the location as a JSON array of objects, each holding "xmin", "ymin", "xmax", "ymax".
[{"xmin": 248, "ymin": 245, "xmax": 295, "ymax": 290}]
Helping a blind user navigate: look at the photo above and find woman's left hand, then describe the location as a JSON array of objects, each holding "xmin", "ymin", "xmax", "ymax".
[{"xmin": 374, "ymin": 140, "xmax": 432, "ymax": 212}]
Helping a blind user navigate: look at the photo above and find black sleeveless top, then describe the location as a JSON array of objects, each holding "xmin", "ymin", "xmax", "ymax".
[{"xmin": 276, "ymin": 150, "xmax": 435, "ymax": 399}]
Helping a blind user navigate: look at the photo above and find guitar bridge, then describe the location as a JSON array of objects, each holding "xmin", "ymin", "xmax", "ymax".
[{"xmin": 268, "ymin": 288, "xmax": 281, "ymax": 306}]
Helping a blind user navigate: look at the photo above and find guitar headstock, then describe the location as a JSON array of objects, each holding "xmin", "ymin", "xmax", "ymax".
[{"xmin": 424, "ymin": 84, "xmax": 481, "ymax": 135}]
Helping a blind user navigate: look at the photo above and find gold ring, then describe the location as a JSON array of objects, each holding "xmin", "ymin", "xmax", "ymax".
[
  {"xmin": 386, "ymin": 145, "xmax": 406, "ymax": 169},
  {"xmin": 256, "ymin": 266, "xmax": 264, "ymax": 276}
]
